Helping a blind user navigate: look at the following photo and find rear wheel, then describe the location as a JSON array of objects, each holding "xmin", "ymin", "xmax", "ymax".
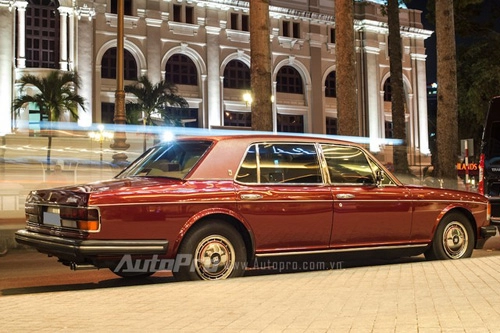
[
  {"xmin": 425, "ymin": 212, "xmax": 474, "ymax": 260},
  {"xmin": 173, "ymin": 220, "xmax": 247, "ymax": 281}
]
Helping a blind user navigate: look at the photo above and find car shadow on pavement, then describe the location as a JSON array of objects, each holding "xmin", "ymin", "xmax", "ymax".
[
  {"xmin": 1, "ymin": 274, "xmax": 177, "ymax": 296},
  {"xmin": 4, "ymin": 248, "xmax": 499, "ymax": 296},
  {"xmin": 1, "ymin": 255, "xmax": 424, "ymax": 296},
  {"xmin": 243, "ymin": 254, "xmax": 427, "ymax": 278}
]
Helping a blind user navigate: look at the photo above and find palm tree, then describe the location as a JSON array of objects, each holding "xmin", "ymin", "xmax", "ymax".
[
  {"xmin": 12, "ymin": 70, "xmax": 86, "ymax": 170},
  {"xmin": 125, "ymin": 75, "xmax": 188, "ymax": 150},
  {"xmin": 335, "ymin": 0, "xmax": 358, "ymax": 136},
  {"xmin": 249, "ymin": 0, "xmax": 273, "ymax": 131},
  {"xmin": 435, "ymin": 0, "xmax": 459, "ymax": 189},
  {"xmin": 387, "ymin": 0, "xmax": 410, "ymax": 177},
  {"xmin": 125, "ymin": 75, "xmax": 188, "ymax": 126}
]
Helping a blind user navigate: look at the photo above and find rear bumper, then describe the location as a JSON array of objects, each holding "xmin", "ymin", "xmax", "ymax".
[
  {"xmin": 476, "ymin": 225, "xmax": 498, "ymax": 249},
  {"xmin": 488, "ymin": 196, "xmax": 500, "ymax": 225},
  {"xmin": 15, "ymin": 229, "xmax": 169, "ymax": 262},
  {"xmin": 481, "ymin": 225, "xmax": 498, "ymax": 237}
]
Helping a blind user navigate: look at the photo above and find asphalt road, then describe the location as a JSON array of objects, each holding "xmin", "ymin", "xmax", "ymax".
[{"xmin": 1, "ymin": 237, "xmax": 499, "ymax": 297}]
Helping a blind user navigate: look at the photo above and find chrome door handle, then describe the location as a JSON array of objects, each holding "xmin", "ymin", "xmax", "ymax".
[
  {"xmin": 240, "ymin": 194, "xmax": 263, "ymax": 200},
  {"xmin": 336, "ymin": 194, "xmax": 355, "ymax": 199}
]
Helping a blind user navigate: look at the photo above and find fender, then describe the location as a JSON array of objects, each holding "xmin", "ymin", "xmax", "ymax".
[{"xmin": 171, "ymin": 206, "xmax": 255, "ymax": 256}]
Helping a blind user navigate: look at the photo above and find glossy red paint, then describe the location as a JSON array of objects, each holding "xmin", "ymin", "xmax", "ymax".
[{"xmin": 15, "ymin": 134, "xmax": 496, "ymax": 280}]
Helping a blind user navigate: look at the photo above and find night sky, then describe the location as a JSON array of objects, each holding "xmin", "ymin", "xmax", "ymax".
[{"xmin": 405, "ymin": 1, "xmax": 437, "ymax": 84}]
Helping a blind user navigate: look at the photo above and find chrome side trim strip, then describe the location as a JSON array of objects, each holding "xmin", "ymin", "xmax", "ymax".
[
  {"xmin": 93, "ymin": 198, "xmax": 487, "ymax": 207},
  {"xmin": 255, "ymin": 243, "xmax": 428, "ymax": 258}
]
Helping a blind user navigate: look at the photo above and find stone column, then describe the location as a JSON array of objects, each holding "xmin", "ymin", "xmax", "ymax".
[
  {"xmin": 309, "ymin": 32, "xmax": 326, "ymax": 134},
  {"xmin": 205, "ymin": 26, "xmax": 221, "ymax": 128},
  {"xmin": 0, "ymin": 3, "xmax": 16, "ymax": 134},
  {"xmin": 59, "ymin": 6, "xmax": 71, "ymax": 71},
  {"xmin": 145, "ymin": 17, "xmax": 162, "ymax": 83},
  {"xmin": 413, "ymin": 53, "xmax": 430, "ymax": 155},
  {"xmin": 15, "ymin": 1, "xmax": 27, "ymax": 69},
  {"xmin": 68, "ymin": 8, "xmax": 75, "ymax": 71},
  {"xmin": 75, "ymin": 7, "xmax": 95, "ymax": 127},
  {"xmin": 364, "ymin": 46, "xmax": 382, "ymax": 152},
  {"xmin": 201, "ymin": 74, "xmax": 207, "ymax": 128}
]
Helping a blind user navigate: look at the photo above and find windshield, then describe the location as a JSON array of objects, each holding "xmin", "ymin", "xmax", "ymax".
[{"xmin": 116, "ymin": 140, "xmax": 213, "ymax": 179}]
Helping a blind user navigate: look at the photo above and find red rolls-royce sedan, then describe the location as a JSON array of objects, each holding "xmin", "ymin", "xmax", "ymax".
[{"xmin": 15, "ymin": 134, "xmax": 496, "ymax": 281}]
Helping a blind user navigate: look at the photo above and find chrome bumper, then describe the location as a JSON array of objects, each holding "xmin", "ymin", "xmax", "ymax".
[{"xmin": 15, "ymin": 229, "xmax": 169, "ymax": 261}]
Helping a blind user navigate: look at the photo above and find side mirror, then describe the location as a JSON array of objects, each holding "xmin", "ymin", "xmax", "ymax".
[{"xmin": 375, "ymin": 170, "xmax": 385, "ymax": 187}]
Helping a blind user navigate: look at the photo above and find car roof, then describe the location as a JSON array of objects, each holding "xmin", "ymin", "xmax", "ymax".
[
  {"xmin": 172, "ymin": 134, "xmax": 366, "ymax": 180},
  {"xmin": 173, "ymin": 133, "xmax": 360, "ymax": 146}
]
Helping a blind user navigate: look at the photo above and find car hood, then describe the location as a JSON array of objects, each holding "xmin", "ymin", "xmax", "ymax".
[{"xmin": 404, "ymin": 184, "xmax": 488, "ymax": 203}]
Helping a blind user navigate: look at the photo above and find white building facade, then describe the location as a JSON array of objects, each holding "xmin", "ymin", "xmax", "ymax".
[{"xmin": 0, "ymin": 0, "xmax": 432, "ymax": 163}]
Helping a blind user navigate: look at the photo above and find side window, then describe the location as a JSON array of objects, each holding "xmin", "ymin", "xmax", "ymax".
[
  {"xmin": 236, "ymin": 145, "xmax": 258, "ymax": 183},
  {"xmin": 321, "ymin": 144, "xmax": 375, "ymax": 185},
  {"xmin": 236, "ymin": 143, "xmax": 322, "ymax": 184}
]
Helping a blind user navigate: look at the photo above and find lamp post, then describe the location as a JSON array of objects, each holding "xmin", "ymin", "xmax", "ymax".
[{"xmin": 110, "ymin": 0, "xmax": 129, "ymax": 164}]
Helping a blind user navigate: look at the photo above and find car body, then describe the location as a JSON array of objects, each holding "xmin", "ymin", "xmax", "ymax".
[
  {"xmin": 479, "ymin": 96, "xmax": 500, "ymax": 226},
  {"xmin": 16, "ymin": 134, "xmax": 496, "ymax": 280}
]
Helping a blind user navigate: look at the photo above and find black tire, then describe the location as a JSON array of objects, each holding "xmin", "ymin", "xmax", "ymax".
[
  {"xmin": 173, "ymin": 220, "xmax": 247, "ymax": 281},
  {"xmin": 425, "ymin": 212, "xmax": 474, "ymax": 260}
]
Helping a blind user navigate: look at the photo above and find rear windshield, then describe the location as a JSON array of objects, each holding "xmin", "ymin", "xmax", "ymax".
[{"xmin": 116, "ymin": 140, "xmax": 213, "ymax": 179}]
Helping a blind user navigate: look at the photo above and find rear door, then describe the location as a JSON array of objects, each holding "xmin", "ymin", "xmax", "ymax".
[
  {"xmin": 235, "ymin": 142, "xmax": 333, "ymax": 253},
  {"xmin": 320, "ymin": 144, "xmax": 413, "ymax": 248}
]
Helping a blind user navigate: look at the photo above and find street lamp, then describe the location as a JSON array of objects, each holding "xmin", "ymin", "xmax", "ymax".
[{"xmin": 243, "ymin": 92, "xmax": 253, "ymax": 107}]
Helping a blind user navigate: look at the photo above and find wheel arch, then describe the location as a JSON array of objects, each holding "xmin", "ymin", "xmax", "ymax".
[
  {"xmin": 174, "ymin": 213, "xmax": 255, "ymax": 265},
  {"xmin": 435, "ymin": 207, "xmax": 478, "ymax": 241}
]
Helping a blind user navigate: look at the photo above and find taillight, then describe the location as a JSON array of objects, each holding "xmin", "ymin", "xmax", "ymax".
[
  {"xmin": 60, "ymin": 207, "xmax": 100, "ymax": 231},
  {"xmin": 478, "ymin": 153, "xmax": 485, "ymax": 195},
  {"xmin": 487, "ymin": 202, "xmax": 491, "ymax": 221}
]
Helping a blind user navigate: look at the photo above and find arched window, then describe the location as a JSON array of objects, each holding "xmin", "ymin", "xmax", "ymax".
[
  {"xmin": 383, "ymin": 77, "xmax": 392, "ymax": 102},
  {"xmin": 101, "ymin": 48, "xmax": 138, "ymax": 80},
  {"xmin": 325, "ymin": 71, "xmax": 336, "ymax": 98},
  {"xmin": 166, "ymin": 54, "xmax": 198, "ymax": 86},
  {"xmin": 25, "ymin": 0, "xmax": 60, "ymax": 68},
  {"xmin": 223, "ymin": 60, "xmax": 250, "ymax": 90},
  {"xmin": 276, "ymin": 66, "xmax": 303, "ymax": 94}
]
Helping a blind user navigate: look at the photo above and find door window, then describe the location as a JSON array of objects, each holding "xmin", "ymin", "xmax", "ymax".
[
  {"xmin": 321, "ymin": 144, "xmax": 375, "ymax": 185},
  {"xmin": 236, "ymin": 143, "xmax": 322, "ymax": 184}
]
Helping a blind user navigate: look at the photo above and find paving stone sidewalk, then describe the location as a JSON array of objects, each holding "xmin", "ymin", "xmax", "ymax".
[{"xmin": 2, "ymin": 255, "xmax": 500, "ymax": 332}]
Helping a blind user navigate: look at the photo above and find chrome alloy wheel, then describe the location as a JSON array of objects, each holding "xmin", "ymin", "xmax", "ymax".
[
  {"xmin": 194, "ymin": 235, "xmax": 235, "ymax": 280},
  {"xmin": 442, "ymin": 221, "xmax": 469, "ymax": 259}
]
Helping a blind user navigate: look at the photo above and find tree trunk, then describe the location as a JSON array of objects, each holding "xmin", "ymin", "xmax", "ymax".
[
  {"xmin": 250, "ymin": 0, "xmax": 273, "ymax": 131},
  {"xmin": 335, "ymin": 0, "xmax": 358, "ymax": 136},
  {"xmin": 435, "ymin": 0, "xmax": 459, "ymax": 189},
  {"xmin": 387, "ymin": 0, "xmax": 410, "ymax": 177}
]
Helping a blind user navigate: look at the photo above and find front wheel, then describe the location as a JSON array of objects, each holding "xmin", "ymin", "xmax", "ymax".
[
  {"xmin": 173, "ymin": 220, "xmax": 247, "ymax": 281},
  {"xmin": 425, "ymin": 212, "xmax": 474, "ymax": 260}
]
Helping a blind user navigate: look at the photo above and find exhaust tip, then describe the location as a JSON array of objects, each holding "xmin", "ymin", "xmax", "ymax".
[{"xmin": 70, "ymin": 262, "xmax": 98, "ymax": 271}]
